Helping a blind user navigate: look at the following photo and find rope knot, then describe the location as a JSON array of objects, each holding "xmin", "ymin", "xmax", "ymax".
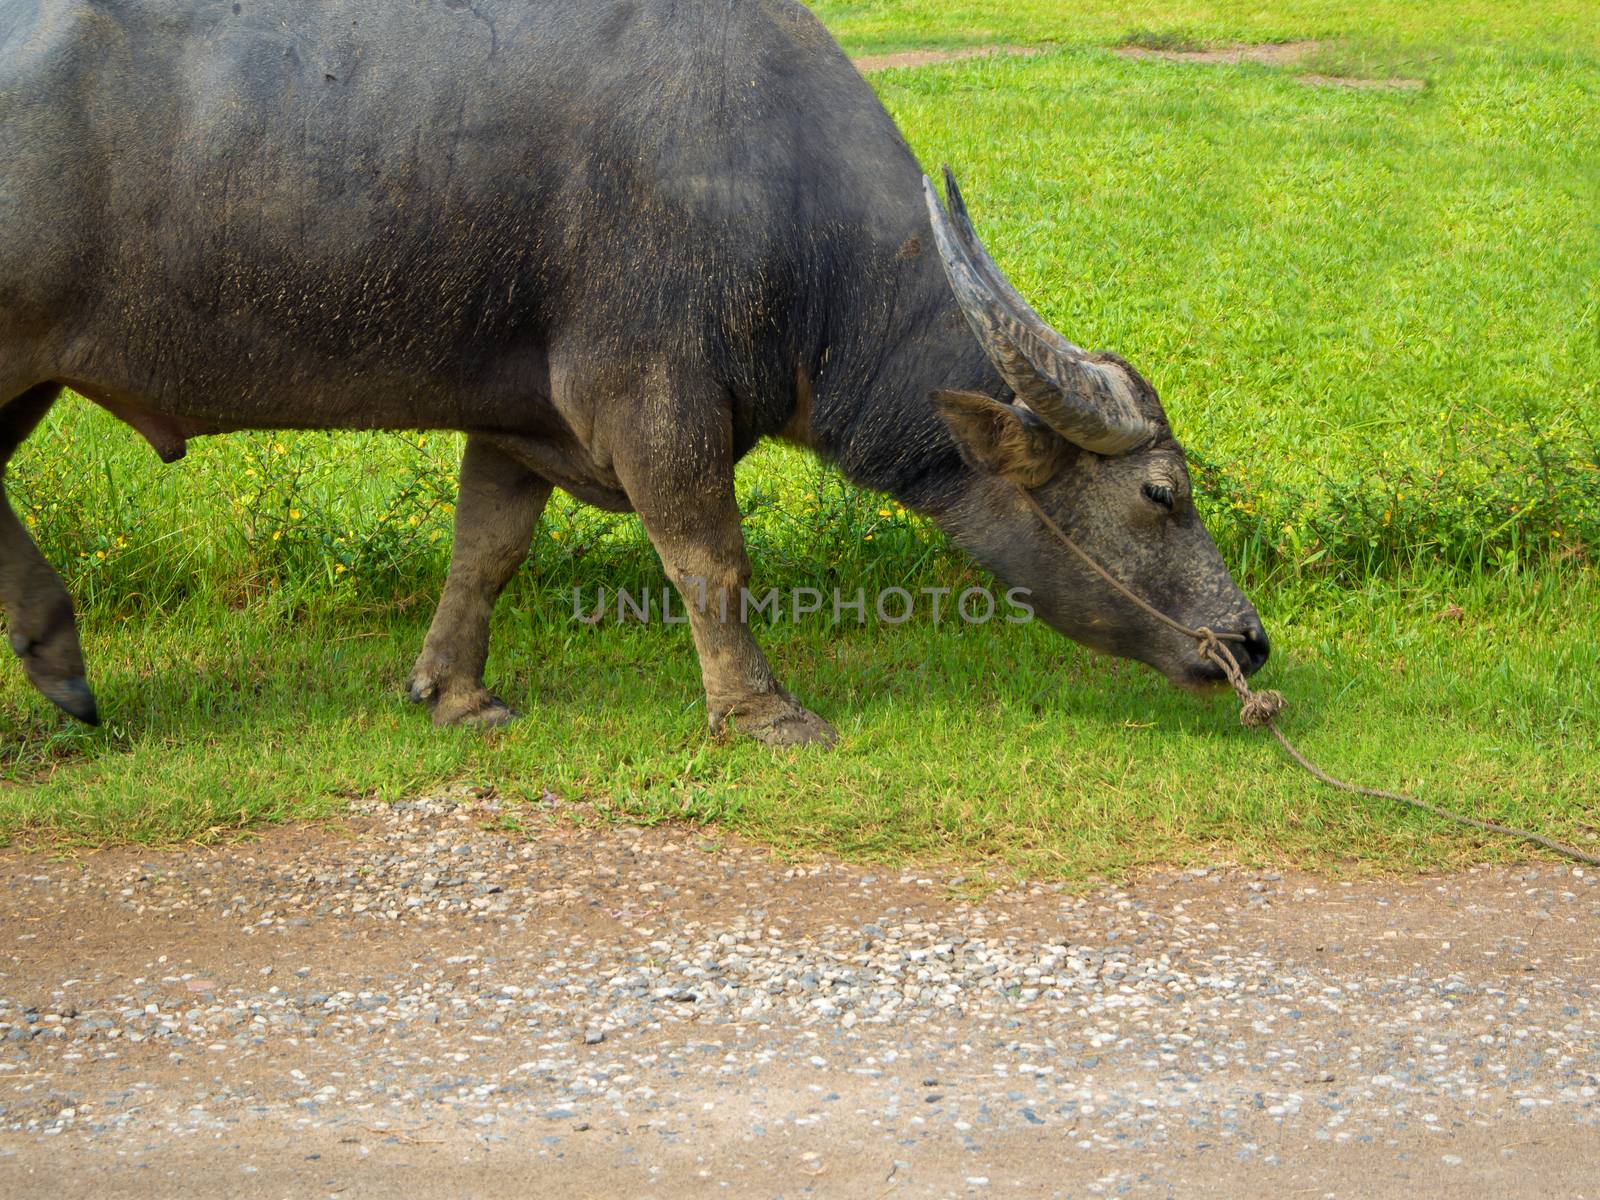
[
  {"xmin": 1192, "ymin": 626, "xmax": 1285, "ymax": 727},
  {"xmin": 1238, "ymin": 687, "xmax": 1287, "ymax": 728}
]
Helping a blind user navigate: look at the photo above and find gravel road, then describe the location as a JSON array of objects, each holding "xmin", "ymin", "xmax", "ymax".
[{"xmin": 2, "ymin": 790, "xmax": 1597, "ymax": 1197}]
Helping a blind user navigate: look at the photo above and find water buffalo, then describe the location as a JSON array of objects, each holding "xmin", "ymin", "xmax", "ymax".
[{"xmin": 0, "ymin": 0, "xmax": 1268, "ymax": 744}]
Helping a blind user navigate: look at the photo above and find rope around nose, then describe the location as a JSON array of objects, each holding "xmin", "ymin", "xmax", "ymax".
[{"xmin": 1016, "ymin": 486, "xmax": 1600, "ymax": 868}]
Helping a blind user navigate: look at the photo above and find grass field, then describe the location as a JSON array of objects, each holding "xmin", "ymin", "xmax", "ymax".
[{"xmin": 1, "ymin": 1, "xmax": 1596, "ymax": 875}]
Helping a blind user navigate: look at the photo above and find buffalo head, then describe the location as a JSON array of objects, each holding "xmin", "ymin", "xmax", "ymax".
[{"xmin": 924, "ymin": 169, "xmax": 1269, "ymax": 687}]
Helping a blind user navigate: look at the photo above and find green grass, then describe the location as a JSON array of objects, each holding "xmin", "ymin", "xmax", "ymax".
[
  {"xmin": 868, "ymin": 40, "xmax": 1600, "ymax": 577},
  {"xmin": 1, "ymin": 2, "xmax": 1597, "ymax": 875}
]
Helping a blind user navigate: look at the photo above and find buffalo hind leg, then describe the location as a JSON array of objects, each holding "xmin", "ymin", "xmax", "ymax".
[
  {"xmin": 0, "ymin": 383, "xmax": 96, "ymax": 724},
  {"xmin": 608, "ymin": 368, "xmax": 835, "ymax": 748},
  {"xmin": 408, "ymin": 435, "xmax": 552, "ymax": 726}
]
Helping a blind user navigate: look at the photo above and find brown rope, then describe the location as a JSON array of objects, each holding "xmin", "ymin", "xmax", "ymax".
[{"xmin": 1016, "ymin": 486, "xmax": 1600, "ymax": 868}]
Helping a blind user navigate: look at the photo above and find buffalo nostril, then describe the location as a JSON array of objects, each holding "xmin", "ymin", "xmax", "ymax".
[{"xmin": 1240, "ymin": 623, "xmax": 1270, "ymax": 671}]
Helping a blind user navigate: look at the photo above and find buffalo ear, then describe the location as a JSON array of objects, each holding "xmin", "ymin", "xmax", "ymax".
[{"xmin": 932, "ymin": 390, "xmax": 1068, "ymax": 487}]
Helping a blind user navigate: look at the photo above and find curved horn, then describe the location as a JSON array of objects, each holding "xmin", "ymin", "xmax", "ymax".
[{"xmin": 923, "ymin": 169, "xmax": 1154, "ymax": 456}]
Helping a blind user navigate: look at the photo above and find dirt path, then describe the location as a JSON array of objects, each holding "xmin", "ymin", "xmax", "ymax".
[
  {"xmin": 853, "ymin": 46, "xmax": 1041, "ymax": 72},
  {"xmin": 2, "ymin": 792, "xmax": 1597, "ymax": 1197},
  {"xmin": 854, "ymin": 41, "xmax": 1425, "ymax": 91}
]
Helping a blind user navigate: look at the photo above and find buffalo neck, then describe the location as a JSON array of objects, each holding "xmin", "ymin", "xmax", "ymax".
[{"xmin": 803, "ymin": 245, "xmax": 999, "ymax": 514}]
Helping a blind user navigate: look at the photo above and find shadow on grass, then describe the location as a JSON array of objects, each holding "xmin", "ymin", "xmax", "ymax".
[{"xmin": 0, "ymin": 601, "xmax": 1302, "ymax": 751}]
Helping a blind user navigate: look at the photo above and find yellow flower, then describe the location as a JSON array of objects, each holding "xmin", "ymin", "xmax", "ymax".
[
  {"xmin": 290, "ymin": 508, "xmax": 301, "ymax": 520},
  {"xmin": 335, "ymin": 563, "xmax": 347, "ymax": 574},
  {"xmin": 95, "ymin": 549, "xmax": 106, "ymax": 559},
  {"xmin": 878, "ymin": 507, "xmax": 891, "ymax": 518}
]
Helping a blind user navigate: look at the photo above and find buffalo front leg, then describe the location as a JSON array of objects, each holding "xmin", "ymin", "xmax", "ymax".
[
  {"xmin": 0, "ymin": 383, "xmax": 97, "ymax": 724},
  {"xmin": 608, "ymin": 381, "xmax": 835, "ymax": 748},
  {"xmin": 408, "ymin": 436, "xmax": 552, "ymax": 726}
]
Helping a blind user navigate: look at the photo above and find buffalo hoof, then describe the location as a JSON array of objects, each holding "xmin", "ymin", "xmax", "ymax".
[
  {"xmin": 407, "ymin": 667, "xmax": 515, "ymax": 728},
  {"xmin": 716, "ymin": 694, "xmax": 836, "ymax": 748},
  {"xmin": 38, "ymin": 675, "xmax": 100, "ymax": 726},
  {"xmin": 432, "ymin": 687, "xmax": 516, "ymax": 728},
  {"xmin": 406, "ymin": 666, "xmax": 441, "ymax": 705}
]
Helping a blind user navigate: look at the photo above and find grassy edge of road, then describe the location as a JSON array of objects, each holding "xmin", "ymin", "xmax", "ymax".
[{"xmin": 0, "ymin": 562, "xmax": 1594, "ymax": 881}]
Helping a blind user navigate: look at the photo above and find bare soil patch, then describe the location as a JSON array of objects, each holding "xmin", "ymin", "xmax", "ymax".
[
  {"xmin": 856, "ymin": 40, "xmax": 1425, "ymax": 91},
  {"xmin": 853, "ymin": 44, "xmax": 1043, "ymax": 73},
  {"xmin": 1116, "ymin": 38, "xmax": 1324, "ymax": 67},
  {"xmin": 1116, "ymin": 39, "xmax": 1425, "ymax": 91},
  {"xmin": 1299, "ymin": 71, "xmax": 1427, "ymax": 91}
]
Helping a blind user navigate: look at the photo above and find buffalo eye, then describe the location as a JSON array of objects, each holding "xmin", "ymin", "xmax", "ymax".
[{"xmin": 1141, "ymin": 482, "xmax": 1174, "ymax": 510}]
